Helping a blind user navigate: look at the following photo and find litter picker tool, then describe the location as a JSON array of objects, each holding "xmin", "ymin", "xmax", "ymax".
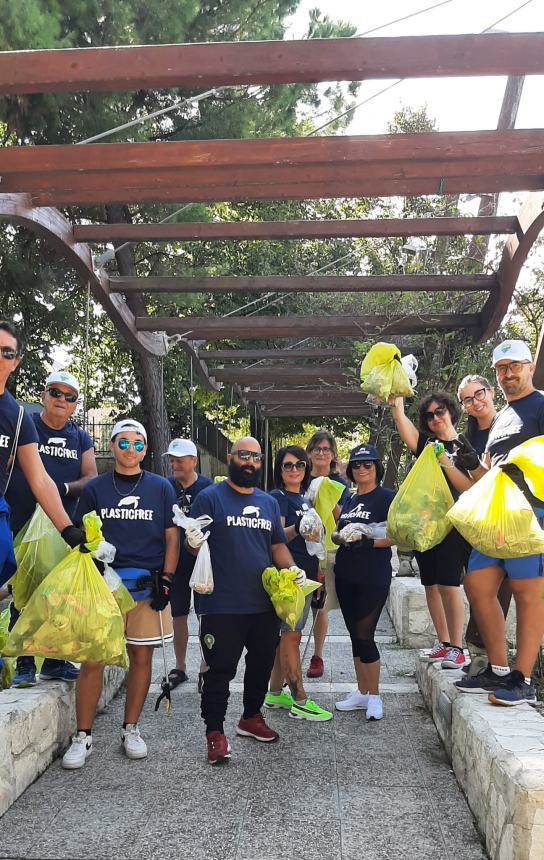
[{"xmin": 154, "ymin": 608, "xmax": 172, "ymax": 714}]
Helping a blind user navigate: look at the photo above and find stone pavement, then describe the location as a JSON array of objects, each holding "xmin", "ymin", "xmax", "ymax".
[{"xmin": 0, "ymin": 609, "xmax": 488, "ymax": 860}]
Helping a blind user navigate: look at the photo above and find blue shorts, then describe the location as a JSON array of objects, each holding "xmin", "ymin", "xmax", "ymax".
[{"xmin": 466, "ymin": 507, "xmax": 544, "ymax": 580}]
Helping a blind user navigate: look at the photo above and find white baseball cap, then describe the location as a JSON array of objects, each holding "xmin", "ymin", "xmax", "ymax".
[
  {"xmin": 492, "ymin": 340, "xmax": 533, "ymax": 366},
  {"xmin": 164, "ymin": 438, "xmax": 197, "ymax": 458},
  {"xmin": 110, "ymin": 419, "xmax": 147, "ymax": 443},
  {"xmin": 45, "ymin": 371, "xmax": 80, "ymax": 395}
]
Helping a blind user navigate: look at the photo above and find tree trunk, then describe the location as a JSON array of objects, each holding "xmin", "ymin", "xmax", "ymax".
[{"xmin": 106, "ymin": 204, "xmax": 170, "ymax": 475}]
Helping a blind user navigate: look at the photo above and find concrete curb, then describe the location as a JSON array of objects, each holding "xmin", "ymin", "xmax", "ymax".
[
  {"xmin": 416, "ymin": 657, "xmax": 544, "ymax": 860},
  {"xmin": 0, "ymin": 666, "xmax": 126, "ymax": 816}
]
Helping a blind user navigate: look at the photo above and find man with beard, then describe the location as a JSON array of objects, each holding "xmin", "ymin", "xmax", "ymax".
[{"xmin": 188, "ymin": 437, "xmax": 304, "ymax": 764}]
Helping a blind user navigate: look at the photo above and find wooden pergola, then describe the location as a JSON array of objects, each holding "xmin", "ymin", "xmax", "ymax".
[{"xmin": 1, "ymin": 32, "xmax": 544, "ymax": 419}]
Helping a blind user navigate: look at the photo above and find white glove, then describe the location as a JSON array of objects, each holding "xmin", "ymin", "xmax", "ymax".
[
  {"xmin": 186, "ymin": 527, "xmax": 207, "ymax": 549},
  {"xmin": 289, "ymin": 565, "xmax": 307, "ymax": 587}
]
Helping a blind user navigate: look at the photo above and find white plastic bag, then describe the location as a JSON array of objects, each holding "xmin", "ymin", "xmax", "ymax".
[
  {"xmin": 298, "ymin": 509, "xmax": 325, "ymax": 560},
  {"xmin": 401, "ymin": 354, "xmax": 418, "ymax": 390},
  {"xmin": 339, "ymin": 521, "xmax": 388, "ymax": 542},
  {"xmin": 172, "ymin": 506, "xmax": 213, "ymax": 533},
  {"xmin": 189, "ymin": 538, "xmax": 214, "ymax": 594}
]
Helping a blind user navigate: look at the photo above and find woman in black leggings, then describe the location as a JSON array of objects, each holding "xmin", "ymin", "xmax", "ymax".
[{"xmin": 332, "ymin": 444, "xmax": 395, "ymax": 722}]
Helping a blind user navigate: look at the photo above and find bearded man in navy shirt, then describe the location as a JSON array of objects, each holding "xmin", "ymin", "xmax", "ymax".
[{"xmin": 189, "ymin": 437, "xmax": 304, "ymax": 765}]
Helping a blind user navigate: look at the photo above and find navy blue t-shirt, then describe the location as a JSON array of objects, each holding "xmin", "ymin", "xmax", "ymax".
[
  {"xmin": 7, "ymin": 414, "xmax": 94, "ymax": 534},
  {"xmin": 190, "ymin": 481, "xmax": 285, "ymax": 615},
  {"xmin": 334, "ymin": 487, "xmax": 395, "ymax": 585},
  {"xmin": 0, "ymin": 391, "xmax": 37, "ymax": 497},
  {"xmin": 269, "ymin": 488, "xmax": 319, "ymax": 579},
  {"xmin": 168, "ymin": 473, "xmax": 213, "ymax": 578},
  {"xmin": 486, "ymin": 390, "xmax": 544, "ymax": 506},
  {"xmin": 467, "ymin": 425, "xmax": 490, "ymax": 457},
  {"xmin": 76, "ymin": 470, "xmax": 177, "ymax": 570}
]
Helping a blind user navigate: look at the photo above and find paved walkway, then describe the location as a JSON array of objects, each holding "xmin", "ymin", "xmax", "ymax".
[{"xmin": 0, "ymin": 609, "xmax": 487, "ymax": 860}]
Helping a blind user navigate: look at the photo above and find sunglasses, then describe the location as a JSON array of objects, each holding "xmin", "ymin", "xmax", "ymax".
[
  {"xmin": 117, "ymin": 438, "xmax": 145, "ymax": 452},
  {"xmin": 312, "ymin": 446, "xmax": 333, "ymax": 455},
  {"xmin": 235, "ymin": 450, "xmax": 264, "ymax": 463},
  {"xmin": 460, "ymin": 387, "xmax": 488, "ymax": 408},
  {"xmin": 0, "ymin": 347, "xmax": 18, "ymax": 360},
  {"xmin": 46, "ymin": 387, "xmax": 78, "ymax": 403},
  {"xmin": 351, "ymin": 461, "xmax": 375, "ymax": 470},
  {"xmin": 282, "ymin": 461, "xmax": 306, "ymax": 472},
  {"xmin": 423, "ymin": 405, "xmax": 448, "ymax": 423}
]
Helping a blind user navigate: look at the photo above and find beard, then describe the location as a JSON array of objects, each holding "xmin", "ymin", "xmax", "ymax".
[{"xmin": 228, "ymin": 459, "xmax": 261, "ymax": 488}]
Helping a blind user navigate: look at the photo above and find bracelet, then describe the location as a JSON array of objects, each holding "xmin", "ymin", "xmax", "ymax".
[
  {"xmin": 64, "ymin": 482, "xmax": 70, "ymax": 496},
  {"xmin": 440, "ymin": 460, "xmax": 454, "ymax": 469}
]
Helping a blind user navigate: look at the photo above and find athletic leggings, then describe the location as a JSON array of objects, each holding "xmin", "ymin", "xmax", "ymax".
[
  {"xmin": 336, "ymin": 578, "xmax": 391, "ymax": 664},
  {"xmin": 199, "ymin": 611, "xmax": 280, "ymax": 733}
]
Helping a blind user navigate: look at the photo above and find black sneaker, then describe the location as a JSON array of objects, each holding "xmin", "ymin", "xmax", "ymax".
[
  {"xmin": 488, "ymin": 670, "xmax": 537, "ymax": 706},
  {"xmin": 455, "ymin": 665, "xmax": 510, "ymax": 694}
]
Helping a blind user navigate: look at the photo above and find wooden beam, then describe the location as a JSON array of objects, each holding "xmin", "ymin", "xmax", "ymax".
[
  {"xmin": 176, "ymin": 339, "xmax": 220, "ymax": 393},
  {"xmin": 246, "ymin": 390, "xmax": 368, "ymax": 405},
  {"xmin": 136, "ymin": 313, "xmax": 481, "ymax": 339},
  {"xmin": 262, "ymin": 406, "xmax": 371, "ymax": 417},
  {"xmin": 202, "ymin": 348, "xmax": 354, "ymax": 360},
  {"xmin": 74, "ymin": 216, "xmax": 518, "ymax": 243},
  {"xmin": 1, "ymin": 34, "xmax": 543, "ymax": 95},
  {"xmin": 3, "ymin": 131, "xmax": 544, "ymax": 206},
  {"xmin": 214, "ymin": 367, "xmax": 352, "ymax": 384},
  {"xmin": 0, "ymin": 192, "xmax": 165, "ymax": 357},
  {"xmin": 478, "ymin": 192, "xmax": 544, "ymax": 343},
  {"xmin": 110, "ymin": 274, "xmax": 496, "ymax": 294}
]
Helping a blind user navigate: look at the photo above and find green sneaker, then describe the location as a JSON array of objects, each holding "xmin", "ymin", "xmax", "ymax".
[
  {"xmin": 289, "ymin": 698, "xmax": 333, "ymax": 722},
  {"xmin": 265, "ymin": 690, "xmax": 294, "ymax": 709}
]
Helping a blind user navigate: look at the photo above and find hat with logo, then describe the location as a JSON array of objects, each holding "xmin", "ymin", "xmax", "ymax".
[
  {"xmin": 346, "ymin": 443, "xmax": 384, "ymax": 483},
  {"xmin": 45, "ymin": 371, "xmax": 80, "ymax": 395},
  {"xmin": 164, "ymin": 438, "xmax": 197, "ymax": 458},
  {"xmin": 492, "ymin": 340, "xmax": 533, "ymax": 366},
  {"xmin": 110, "ymin": 419, "xmax": 147, "ymax": 443}
]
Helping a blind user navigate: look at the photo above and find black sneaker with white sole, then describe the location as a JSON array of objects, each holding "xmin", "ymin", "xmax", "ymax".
[{"xmin": 455, "ymin": 665, "xmax": 511, "ymax": 694}]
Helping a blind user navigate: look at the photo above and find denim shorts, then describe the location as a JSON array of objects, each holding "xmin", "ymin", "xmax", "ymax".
[
  {"xmin": 466, "ymin": 507, "xmax": 544, "ymax": 580},
  {"xmin": 280, "ymin": 593, "xmax": 312, "ymax": 633}
]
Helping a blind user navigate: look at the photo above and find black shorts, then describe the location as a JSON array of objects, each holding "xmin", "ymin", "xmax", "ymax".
[
  {"xmin": 414, "ymin": 527, "xmax": 470, "ymax": 588},
  {"xmin": 170, "ymin": 568, "xmax": 192, "ymax": 618}
]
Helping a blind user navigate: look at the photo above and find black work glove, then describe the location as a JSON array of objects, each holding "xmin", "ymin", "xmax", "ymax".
[
  {"xmin": 61, "ymin": 525, "xmax": 88, "ymax": 551},
  {"xmin": 93, "ymin": 559, "xmax": 105, "ymax": 575},
  {"xmin": 453, "ymin": 434, "xmax": 481, "ymax": 471},
  {"xmin": 357, "ymin": 534, "xmax": 375, "ymax": 550},
  {"xmin": 150, "ymin": 571, "xmax": 174, "ymax": 612},
  {"xmin": 499, "ymin": 462, "xmax": 535, "ymax": 502}
]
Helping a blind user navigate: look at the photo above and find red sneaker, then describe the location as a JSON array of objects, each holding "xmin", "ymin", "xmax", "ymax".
[
  {"xmin": 441, "ymin": 647, "xmax": 466, "ymax": 670},
  {"xmin": 206, "ymin": 731, "xmax": 231, "ymax": 765},
  {"xmin": 306, "ymin": 655, "xmax": 324, "ymax": 678},
  {"xmin": 236, "ymin": 712, "xmax": 279, "ymax": 743},
  {"xmin": 425, "ymin": 642, "xmax": 449, "ymax": 663}
]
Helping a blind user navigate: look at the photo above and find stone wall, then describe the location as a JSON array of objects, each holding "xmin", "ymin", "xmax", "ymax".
[
  {"xmin": 0, "ymin": 667, "xmax": 125, "ymax": 816},
  {"xmin": 416, "ymin": 659, "xmax": 544, "ymax": 859}
]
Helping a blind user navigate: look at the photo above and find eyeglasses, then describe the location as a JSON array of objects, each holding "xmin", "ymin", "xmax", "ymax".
[
  {"xmin": 46, "ymin": 387, "xmax": 78, "ymax": 403},
  {"xmin": 117, "ymin": 438, "xmax": 145, "ymax": 452},
  {"xmin": 495, "ymin": 361, "xmax": 529, "ymax": 376},
  {"xmin": 423, "ymin": 405, "xmax": 448, "ymax": 423},
  {"xmin": 460, "ymin": 387, "xmax": 488, "ymax": 408},
  {"xmin": 234, "ymin": 450, "xmax": 264, "ymax": 463},
  {"xmin": 0, "ymin": 347, "xmax": 18, "ymax": 360},
  {"xmin": 282, "ymin": 461, "xmax": 306, "ymax": 472},
  {"xmin": 312, "ymin": 446, "xmax": 333, "ymax": 455},
  {"xmin": 351, "ymin": 461, "xmax": 375, "ymax": 470}
]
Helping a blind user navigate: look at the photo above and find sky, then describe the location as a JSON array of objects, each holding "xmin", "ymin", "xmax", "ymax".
[{"xmin": 287, "ymin": 0, "xmax": 544, "ymax": 135}]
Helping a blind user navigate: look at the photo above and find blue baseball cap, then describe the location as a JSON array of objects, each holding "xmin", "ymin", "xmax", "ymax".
[{"xmin": 349, "ymin": 444, "xmax": 380, "ymax": 463}]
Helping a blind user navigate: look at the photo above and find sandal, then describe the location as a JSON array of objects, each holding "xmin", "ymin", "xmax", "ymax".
[{"xmin": 168, "ymin": 669, "xmax": 188, "ymax": 689}]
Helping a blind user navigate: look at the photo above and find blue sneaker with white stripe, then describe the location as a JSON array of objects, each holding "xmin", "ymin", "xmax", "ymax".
[{"xmin": 488, "ymin": 671, "xmax": 536, "ymax": 706}]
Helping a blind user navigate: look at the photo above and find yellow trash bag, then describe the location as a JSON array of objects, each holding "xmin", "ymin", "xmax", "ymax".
[
  {"xmin": 0, "ymin": 607, "xmax": 16, "ymax": 689},
  {"xmin": 505, "ymin": 435, "xmax": 544, "ymax": 503},
  {"xmin": 360, "ymin": 342, "xmax": 413, "ymax": 405},
  {"xmin": 9, "ymin": 506, "xmax": 69, "ymax": 611},
  {"xmin": 446, "ymin": 467, "xmax": 544, "ymax": 558},
  {"xmin": 262, "ymin": 567, "xmax": 320, "ymax": 631},
  {"xmin": 387, "ymin": 444, "xmax": 454, "ymax": 552},
  {"xmin": 4, "ymin": 512, "xmax": 128, "ymax": 668},
  {"xmin": 309, "ymin": 476, "xmax": 346, "ymax": 553}
]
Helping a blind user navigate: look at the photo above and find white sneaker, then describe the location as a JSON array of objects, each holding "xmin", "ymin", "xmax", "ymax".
[
  {"xmin": 121, "ymin": 724, "xmax": 148, "ymax": 760},
  {"xmin": 366, "ymin": 695, "xmax": 383, "ymax": 721},
  {"xmin": 335, "ymin": 690, "xmax": 370, "ymax": 711},
  {"xmin": 62, "ymin": 731, "xmax": 92, "ymax": 769}
]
